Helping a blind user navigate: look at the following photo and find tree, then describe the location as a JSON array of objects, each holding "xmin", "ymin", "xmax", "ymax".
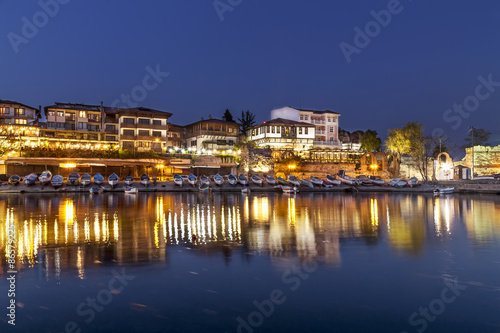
[
  {"xmin": 0, "ymin": 126, "xmax": 21, "ymax": 158},
  {"xmin": 238, "ymin": 110, "xmax": 256, "ymax": 135},
  {"xmin": 359, "ymin": 129, "xmax": 382, "ymax": 152},
  {"xmin": 385, "ymin": 121, "xmax": 424, "ymax": 177},
  {"xmin": 223, "ymin": 109, "xmax": 235, "ymax": 122},
  {"xmin": 463, "ymin": 126, "xmax": 491, "ymax": 148}
]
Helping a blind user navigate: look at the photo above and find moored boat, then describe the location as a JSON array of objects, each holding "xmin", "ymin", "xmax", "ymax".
[
  {"xmin": 266, "ymin": 175, "xmax": 277, "ymax": 185},
  {"xmin": 327, "ymin": 174, "xmax": 343, "ymax": 186},
  {"xmin": 368, "ymin": 176, "xmax": 385, "ymax": 185},
  {"xmin": 214, "ymin": 174, "xmax": 224, "ymax": 186},
  {"xmin": 140, "ymin": 174, "xmax": 150, "ymax": 187},
  {"xmin": 124, "ymin": 175, "xmax": 134, "ymax": 186},
  {"xmin": 174, "ymin": 174, "xmax": 184, "ymax": 187},
  {"xmin": 310, "ymin": 176, "xmax": 323, "ymax": 186},
  {"xmin": 51, "ymin": 175, "xmax": 64, "ymax": 188},
  {"xmin": 80, "ymin": 173, "xmax": 91, "ymax": 186},
  {"xmin": 227, "ymin": 174, "xmax": 237, "ymax": 186},
  {"xmin": 281, "ymin": 186, "xmax": 299, "ymax": 194},
  {"xmin": 24, "ymin": 173, "xmax": 38, "ymax": 186},
  {"xmin": 241, "ymin": 187, "xmax": 250, "ymax": 194},
  {"xmin": 322, "ymin": 179, "xmax": 334, "ymax": 188},
  {"xmin": 199, "ymin": 184, "xmax": 211, "ymax": 192},
  {"xmin": 67, "ymin": 172, "xmax": 80, "ymax": 186},
  {"xmin": 277, "ymin": 177, "xmax": 289, "ymax": 185},
  {"xmin": 39, "ymin": 170, "xmax": 52, "ymax": 186},
  {"xmin": 356, "ymin": 175, "xmax": 373, "ymax": 186},
  {"xmin": 408, "ymin": 177, "xmax": 419, "ymax": 188},
  {"xmin": 124, "ymin": 186, "xmax": 138, "ymax": 194},
  {"xmin": 287, "ymin": 175, "xmax": 301, "ymax": 186},
  {"xmin": 108, "ymin": 173, "xmax": 119, "ymax": 188},
  {"xmin": 302, "ymin": 179, "xmax": 314, "ymax": 188},
  {"xmin": 337, "ymin": 174, "xmax": 357, "ymax": 185},
  {"xmin": 251, "ymin": 174, "xmax": 263, "ymax": 186},
  {"xmin": 200, "ymin": 175, "xmax": 210, "ymax": 186},
  {"xmin": 434, "ymin": 187, "xmax": 454, "ymax": 195},
  {"xmin": 89, "ymin": 186, "xmax": 104, "ymax": 194},
  {"xmin": 238, "ymin": 174, "xmax": 248, "ymax": 186},
  {"xmin": 188, "ymin": 174, "xmax": 197, "ymax": 187},
  {"xmin": 93, "ymin": 173, "xmax": 104, "ymax": 185},
  {"xmin": 387, "ymin": 178, "xmax": 400, "ymax": 187},
  {"xmin": 394, "ymin": 180, "xmax": 408, "ymax": 188},
  {"xmin": 8, "ymin": 175, "xmax": 20, "ymax": 185}
]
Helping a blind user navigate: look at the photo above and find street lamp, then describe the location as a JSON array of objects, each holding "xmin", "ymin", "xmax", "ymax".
[
  {"xmin": 288, "ymin": 164, "xmax": 296, "ymax": 176},
  {"xmin": 370, "ymin": 164, "xmax": 378, "ymax": 175}
]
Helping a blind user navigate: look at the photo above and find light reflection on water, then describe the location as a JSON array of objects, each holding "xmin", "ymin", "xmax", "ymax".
[{"xmin": 1, "ymin": 192, "xmax": 500, "ymax": 280}]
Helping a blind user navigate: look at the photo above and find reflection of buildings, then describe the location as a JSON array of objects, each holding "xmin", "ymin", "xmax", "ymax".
[{"xmin": 2, "ymin": 193, "xmax": 499, "ymax": 279}]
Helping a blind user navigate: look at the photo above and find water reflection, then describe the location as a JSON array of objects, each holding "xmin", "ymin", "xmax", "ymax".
[{"xmin": 1, "ymin": 193, "xmax": 500, "ymax": 279}]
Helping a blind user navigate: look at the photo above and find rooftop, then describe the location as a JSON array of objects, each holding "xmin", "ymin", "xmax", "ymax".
[{"xmin": 0, "ymin": 99, "xmax": 38, "ymax": 111}]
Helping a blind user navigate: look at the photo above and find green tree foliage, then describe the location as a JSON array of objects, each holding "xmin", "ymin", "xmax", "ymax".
[
  {"xmin": 238, "ymin": 110, "xmax": 256, "ymax": 135},
  {"xmin": 463, "ymin": 126, "xmax": 491, "ymax": 148},
  {"xmin": 223, "ymin": 109, "xmax": 235, "ymax": 122},
  {"xmin": 359, "ymin": 129, "xmax": 382, "ymax": 152},
  {"xmin": 385, "ymin": 121, "xmax": 424, "ymax": 176}
]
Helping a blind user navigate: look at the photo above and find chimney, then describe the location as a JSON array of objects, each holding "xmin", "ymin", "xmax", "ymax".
[
  {"xmin": 208, "ymin": 114, "xmax": 212, "ymax": 119},
  {"xmin": 201, "ymin": 117, "xmax": 204, "ymax": 121}
]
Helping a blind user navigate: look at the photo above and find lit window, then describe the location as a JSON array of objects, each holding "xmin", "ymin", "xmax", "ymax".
[
  {"xmin": 79, "ymin": 111, "xmax": 86, "ymax": 118},
  {"xmin": 57, "ymin": 111, "xmax": 64, "ymax": 117},
  {"xmin": 14, "ymin": 108, "xmax": 25, "ymax": 116},
  {"xmin": 305, "ymin": 127, "xmax": 308, "ymax": 135},
  {"xmin": 0, "ymin": 107, "xmax": 9, "ymax": 115},
  {"xmin": 47, "ymin": 110, "xmax": 55, "ymax": 116},
  {"xmin": 15, "ymin": 119, "xmax": 27, "ymax": 124},
  {"xmin": 299, "ymin": 127, "xmax": 303, "ymax": 134}
]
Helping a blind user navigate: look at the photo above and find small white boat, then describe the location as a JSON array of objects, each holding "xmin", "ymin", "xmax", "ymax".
[
  {"xmin": 89, "ymin": 186, "xmax": 104, "ymax": 194},
  {"xmin": 8, "ymin": 175, "xmax": 20, "ymax": 185},
  {"xmin": 188, "ymin": 174, "xmax": 198, "ymax": 187},
  {"xmin": 310, "ymin": 176, "xmax": 323, "ymax": 186},
  {"xmin": 51, "ymin": 175, "xmax": 63, "ymax": 188},
  {"xmin": 228, "ymin": 174, "xmax": 238, "ymax": 186},
  {"xmin": 356, "ymin": 175, "xmax": 373, "ymax": 186},
  {"xmin": 387, "ymin": 178, "xmax": 400, "ymax": 187},
  {"xmin": 434, "ymin": 187, "xmax": 455, "ymax": 195},
  {"xmin": 238, "ymin": 174, "xmax": 248, "ymax": 186},
  {"xmin": 140, "ymin": 174, "xmax": 150, "ymax": 187},
  {"xmin": 322, "ymin": 179, "xmax": 334, "ymax": 188},
  {"xmin": 408, "ymin": 177, "xmax": 419, "ymax": 188},
  {"xmin": 200, "ymin": 175, "xmax": 211, "ymax": 186},
  {"xmin": 394, "ymin": 180, "xmax": 408, "ymax": 188},
  {"xmin": 266, "ymin": 175, "xmax": 277, "ymax": 185},
  {"xmin": 251, "ymin": 175, "xmax": 263, "ymax": 186},
  {"xmin": 474, "ymin": 176, "xmax": 496, "ymax": 180},
  {"xmin": 93, "ymin": 173, "xmax": 104, "ymax": 185},
  {"xmin": 124, "ymin": 175, "xmax": 134, "ymax": 186},
  {"xmin": 174, "ymin": 174, "xmax": 184, "ymax": 187},
  {"xmin": 287, "ymin": 175, "xmax": 301, "ymax": 186},
  {"xmin": 281, "ymin": 186, "xmax": 299, "ymax": 194},
  {"xmin": 108, "ymin": 173, "xmax": 119, "ymax": 188},
  {"xmin": 337, "ymin": 175, "xmax": 356, "ymax": 185},
  {"xmin": 124, "ymin": 186, "xmax": 138, "ymax": 194},
  {"xmin": 199, "ymin": 184, "xmax": 211, "ymax": 192},
  {"xmin": 214, "ymin": 174, "xmax": 224, "ymax": 186},
  {"xmin": 80, "ymin": 173, "xmax": 91, "ymax": 186},
  {"xmin": 39, "ymin": 170, "xmax": 52, "ymax": 186},
  {"xmin": 368, "ymin": 176, "xmax": 385, "ymax": 185},
  {"xmin": 181, "ymin": 175, "xmax": 189, "ymax": 183},
  {"xmin": 302, "ymin": 179, "xmax": 314, "ymax": 188},
  {"xmin": 67, "ymin": 172, "xmax": 79, "ymax": 186}
]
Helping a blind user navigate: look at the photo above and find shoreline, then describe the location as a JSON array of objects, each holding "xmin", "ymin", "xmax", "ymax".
[{"xmin": 1, "ymin": 181, "xmax": 500, "ymax": 194}]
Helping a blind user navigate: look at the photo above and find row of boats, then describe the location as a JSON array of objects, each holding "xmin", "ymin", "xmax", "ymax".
[
  {"xmin": 7, "ymin": 171, "xmax": 153, "ymax": 188},
  {"xmin": 172, "ymin": 173, "xmax": 422, "ymax": 189}
]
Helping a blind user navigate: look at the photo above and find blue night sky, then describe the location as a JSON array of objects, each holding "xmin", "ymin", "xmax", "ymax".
[{"xmin": 2, "ymin": 0, "xmax": 500, "ymax": 148}]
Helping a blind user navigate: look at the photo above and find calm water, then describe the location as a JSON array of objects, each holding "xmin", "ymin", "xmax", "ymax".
[{"xmin": 1, "ymin": 192, "xmax": 500, "ymax": 332}]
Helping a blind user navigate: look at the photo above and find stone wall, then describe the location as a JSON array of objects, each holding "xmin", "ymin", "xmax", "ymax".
[
  {"xmin": 456, "ymin": 145, "xmax": 500, "ymax": 176},
  {"xmin": 239, "ymin": 146, "xmax": 274, "ymax": 176}
]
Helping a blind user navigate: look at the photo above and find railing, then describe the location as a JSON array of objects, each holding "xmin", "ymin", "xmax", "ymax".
[
  {"xmin": 105, "ymin": 118, "xmax": 118, "ymax": 124},
  {"xmin": 313, "ymin": 140, "xmax": 341, "ymax": 146},
  {"xmin": 120, "ymin": 135, "xmax": 136, "ymax": 140},
  {"xmin": 316, "ymin": 131, "xmax": 326, "ymax": 135},
  {"xmin": 312, "ymin": 120, "xmax": 325, "ymax": 125},
  {"xmin": 87, "ymin": 117, "xmax": 100, "ymax": 123},
  {"xmin": 136, "ymin": 123, "xmax": 165, "ymax": 130},
  {"xmin": 105, "ymin": 129, "xmax": 118, "ymax": 134}
]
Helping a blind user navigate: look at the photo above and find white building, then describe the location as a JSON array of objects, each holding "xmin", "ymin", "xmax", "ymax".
[
  {"xmin": 247, "ymin": 118, "xmax": 315, "ymax": 150},
  {"xmin": 270, "ymin": 107, "xmax": 341, "ymax": 149},
  {"xmin": 184, "ymin": 116, "xmax": 239, "ymax": 153},
  {"xmin": 0, "ymin": 100, "xmax": 39, "ymax": 126}
]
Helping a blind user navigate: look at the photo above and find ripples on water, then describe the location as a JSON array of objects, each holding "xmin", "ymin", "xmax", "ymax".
[{"xmin": 1, "ymin": 192, "xmax": 500, "ymax": 332}]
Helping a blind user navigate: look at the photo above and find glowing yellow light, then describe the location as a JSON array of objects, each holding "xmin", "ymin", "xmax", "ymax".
[
  {"xmin": 60, "ymin": 163, "xmax": 76, "ymax": 168},
  {"xmin": 370, "ymin": 164, "xmax": 378, "ymax": 170}
]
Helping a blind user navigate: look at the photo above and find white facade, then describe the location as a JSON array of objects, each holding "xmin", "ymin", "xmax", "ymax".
[
  {"xmin": 0, "ymin": 100, "xmax": 38, "ymax": 125},
  {"xmin": 247, "ymin": 119, "xmax": 315, "ymax": 150},
  {"xmin": 270, "ymin": 107, "xmax": 342, "ymax": 149}
]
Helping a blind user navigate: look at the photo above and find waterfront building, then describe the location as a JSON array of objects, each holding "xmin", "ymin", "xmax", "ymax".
[
  {"xmin": 0, "ymin": 100, "xmax": 40, "ymax": 126},
  {"xmin": 246, "ymin": 118, "xmax": 316, "ymax": 151},
  {"xmin": 43, "ymin": 103, "xmax": 172, "ymax": 152},
  {"xmin": 270, "ymin": 106, "xmax": 342, "ymax": 149},
  {"xmin": 166, "ymin": 123, "xmax": 185, "ymax": 151},
  {"xmin": 184, "ymin": 115, "xmax": 239, "ymax": 153}
]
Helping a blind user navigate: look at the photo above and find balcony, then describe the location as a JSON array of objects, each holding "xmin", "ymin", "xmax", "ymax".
[
  {"xmin": 87, "ymin": 117, "xmax": 100, "ymax": 123},
  {"xmin": 137, "ymin": 135, "xmax": 167, "ymax": 142},
  {"xmin": 121, "ymin": 135, "xmax": 136, "ymax": 140},
  {"xmin": 191, "ymin": 129, "xmax": 234, "ymax": 137},
  {"xmin": 120, "ymin": 122, "xmax": 136, "ymax": 128},
  {"xmin": 313, "ymin": 140, "xmax": 342, "ymax": 147},
  {"xmin": 315, "ymin": 131, "xmax": 326, "ymax": 136},
  {"xmin": 105, "ymin": 129, "xmax": 118, "ymax": 134},
  {"xmin": 311, "ymin": 120, "xmax": 325, "ymax": 125},
  {"xmin": 136, "ymin": 123, "xmax": 165, "ymax": 130}
]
